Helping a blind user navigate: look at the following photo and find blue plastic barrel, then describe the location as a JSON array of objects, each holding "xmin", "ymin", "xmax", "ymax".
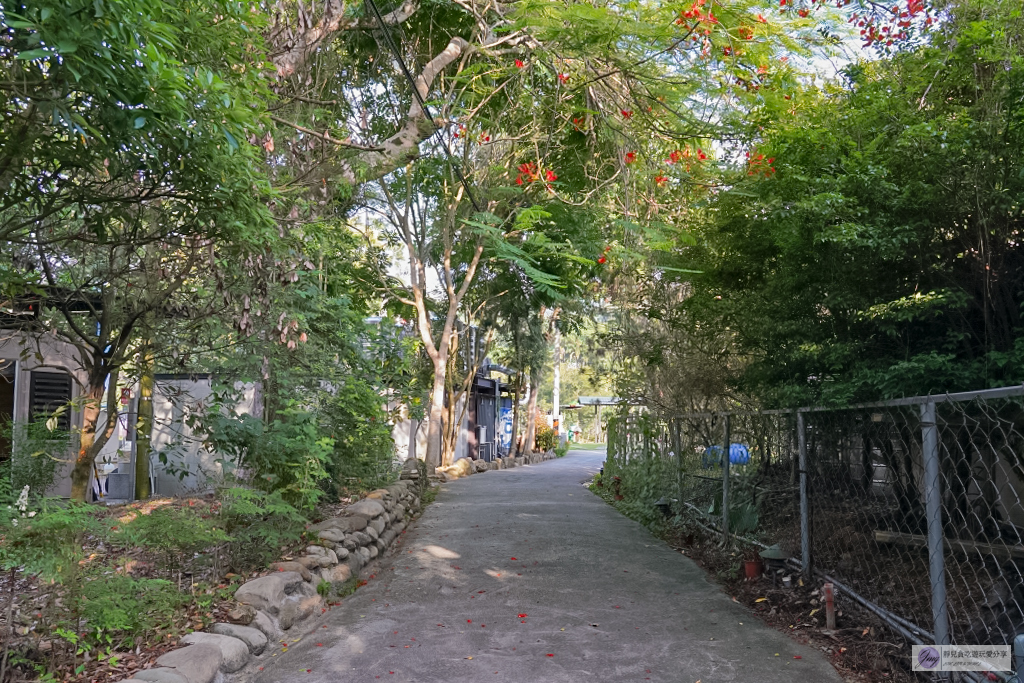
[{"xmin": 702, "ymin": 443, "xmax": 751, "ymax": 467}]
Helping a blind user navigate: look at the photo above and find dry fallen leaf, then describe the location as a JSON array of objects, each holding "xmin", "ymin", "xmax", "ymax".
[{"xmin": 755, "ymin": 597, "xmax": 768, "ymax": 603}]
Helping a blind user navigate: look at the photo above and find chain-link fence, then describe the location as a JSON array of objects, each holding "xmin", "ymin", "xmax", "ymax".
[{"xmin": 606, "ymin": 385, "xmax": 1024, "ymax": 681}]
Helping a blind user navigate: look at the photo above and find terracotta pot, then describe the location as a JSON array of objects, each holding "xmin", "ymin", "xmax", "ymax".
[{"xmin": 743, "ymin": 559, "xmax": 763, "ymax": 580}]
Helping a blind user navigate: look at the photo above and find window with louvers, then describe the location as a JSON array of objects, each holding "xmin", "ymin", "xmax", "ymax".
[{"xmin": 29, "ymin": 371, "xmax": 72, "ymax": 431}]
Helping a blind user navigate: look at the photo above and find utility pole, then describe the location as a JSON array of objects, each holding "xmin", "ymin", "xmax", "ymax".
[{"xmin": 552, "ymin": 328, "xmax": 565, "ymax": 446}]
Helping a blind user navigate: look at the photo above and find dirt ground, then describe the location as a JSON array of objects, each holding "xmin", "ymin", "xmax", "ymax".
[{"xmin": 664, "ymin": 520, "xmax": 925, "ymax": 682}]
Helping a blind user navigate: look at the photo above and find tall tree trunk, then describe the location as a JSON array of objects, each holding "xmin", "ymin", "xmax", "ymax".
[
  {"xmin": 523, "ymin": 369, "xmax": 539, "ymax": 456},
  {"xmin": 424, "ymin": 358, "xmax": 447, "ymax": 471},
  {"xmin": 70, "ymin": 368, "xmax": 120, "ymax": 502},
  {"xmin": 134, "ymin": 340, "xmax": 154, "ymax": 500},
  {"xmin": 509, "ymin": 371, "xmax": 523, "ymax": 456}
]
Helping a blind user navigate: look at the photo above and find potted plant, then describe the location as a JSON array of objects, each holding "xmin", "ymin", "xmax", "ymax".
[{"xmin": 743, "ymin": 550, "xmax": 763, "ymax": 580}]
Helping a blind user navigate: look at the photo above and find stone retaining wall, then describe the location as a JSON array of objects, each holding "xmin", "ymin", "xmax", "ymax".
[{"xmin": 434, "ymin": 449, "xmax": 557, "ymax": 481}]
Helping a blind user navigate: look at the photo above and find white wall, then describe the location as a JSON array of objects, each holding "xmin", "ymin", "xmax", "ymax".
[{"xmin": 149, "ymin": 378, "xmax": 260, "ymax": 497}]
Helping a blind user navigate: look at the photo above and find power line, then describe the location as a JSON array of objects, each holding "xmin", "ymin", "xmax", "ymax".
[{"xmin": 365, "ymin": 0, "xmax": 482, "ymax": 212}]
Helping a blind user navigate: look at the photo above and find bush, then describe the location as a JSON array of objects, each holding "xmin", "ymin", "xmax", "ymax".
[
  {"xmin": 2, "ymin": 419, "xmax": 70, "ymax": 500},
  {"xmin": 534, "ymin": 417, "xmax": 556, "ymax": 452},
  {"xmin": 216, "ymin": 487, "xmax": 306, "ymax": 573},
  {"xmin": 190, "ymin": 396, "xmax": 333, "ymax": 510}
]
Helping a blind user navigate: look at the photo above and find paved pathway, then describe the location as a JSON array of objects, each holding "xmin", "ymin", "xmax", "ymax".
[{"xmin": 245, "ymin": 449, "xmax": 842, "ymax": 683}]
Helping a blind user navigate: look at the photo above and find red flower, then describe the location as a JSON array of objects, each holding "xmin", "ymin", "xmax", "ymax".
[
  {"xmin": 697, "ymin": 148, "xmax": 707, "ymax": 160},
  {"xmin": 598, "ymin": 256, "xmax": 607, "ymax": 264},
  {"xmin": 516, "ymin": 177, "xmax": 524, "ymax": 186},
  {"xmin": 604, "ymin": 245, "xmax": 612, "ymax": 252},
  {"xmin": 723, "ymin": 46, "xmax": 732, "ymax": 56},
  {"xmin": 738, "ymin": 26, "xmax": 754, "ymax": 39},
  {"xmin": 655, "ymin": 174, "xmax": 668, "ymax": 186},
  {"xmin": 756, "ymin": 13, "xmax": 768, "ymax": 22},
  {"xmin": 515, "ymin": 59, "xmax": 524, "ymax": 68},
  {"xmin": 544, "ymin": 170, "xmax": 557, "ymax": 182},
  {"xmin": 558, "ymin": 73, "xmax": 569, "ymax": 83},
  {"xmin": 624, "ymin": 151, "xmax": 637, "ymax": 164},
  {"xmin": 620, "ymin": 109, "xmax": 633, "ymax": 119},
  {"xmin": 668, "ymin": 149, "xmax": 683, "ymax": 164},
  {"xmin": 798, "ymin": 8, "xmax": 809, "ymax": 16}
]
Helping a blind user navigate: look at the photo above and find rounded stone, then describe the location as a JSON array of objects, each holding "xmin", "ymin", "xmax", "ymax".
[
  {"xmin": 209, "ymin": 623, "xmax": 268, "ymax": 655},
  {"xmin": 155, "ymin": 644, "xmax": 222, "ymax": 683},
  {"xmin": 180, "ymin": 632, "xmax": 251, "ymax": 672},
  {"xmin": 346, "ymin": 498, "xmax": 386, "ymax": 519},
  {"xmin": 317, "ymin": 528, "xmax": 345, "ymax": 543},
  {"xmin": 133, "ymin": 669, "xmax": 189, "ymax": 683},
  {"xmin": 268, "ymin": 561, "xmax": 311, "ymax": 582}
]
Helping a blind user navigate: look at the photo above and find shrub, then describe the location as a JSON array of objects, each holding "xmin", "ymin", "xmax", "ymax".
[
  {"xmin": 2, "ymin": 419, "xmax": 70, "ymax": 500},
  {"xmin": 534, "ymin": 417, "xmax": 556, "ymax": 452},
  {"xmin": 190, "ymin": 397, "xmax": 333, "ymax": 510},
  {"xmin": 216, "ymin": 487, "xmax": 306, "ymax": 573}
]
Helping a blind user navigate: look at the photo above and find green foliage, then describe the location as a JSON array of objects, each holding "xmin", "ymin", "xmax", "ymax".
[
  {"xmin": 534, "ymin": 417, "xmax": 557, "ymax": 452},
  {"xmin": 79, "ymin": 575, "xmax": 185, "ymax": 649},
  {"xmin": 661, "ymin": 4, "xmax": 1024, "ymax": 403},
  {"xmin": 1, "ymin": 0, "xmax": 272, "ymax": 240},
  {"xmin": 707, "ymin": 493, "xmax": 760, "ymax": 536},
  {"xmin": 3, "ymin": 419, "xmax": 71, "ymax": 500},
  {"xmin": 110, "ymin": 505, "xmax": 231, "ymax": 579},
  {"xmin": 0, "ymin": 500, "xmax": 99, "ymax": 580},
  {"xmin": 179, "ymin": 225, "xmax": 408, "ymax": 504},
  {"xmin": 316, "ymin": 579, "xmax": 331, "ymax": 598},
  {"xmin": 554, "ymin": 443, "xmax": 568, "ymax": 457},
  {"xmin": 217, "ymin": 487, "xmax": 306, "ymax": 572}
]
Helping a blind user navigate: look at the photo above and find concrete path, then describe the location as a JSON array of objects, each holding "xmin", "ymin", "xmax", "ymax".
[{"xmin": 245, "ymin": 449, "xmax": 843, "ymax": 683}]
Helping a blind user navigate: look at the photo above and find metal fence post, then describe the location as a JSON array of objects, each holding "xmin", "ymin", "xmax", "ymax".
[
  {"xmin": 672, "ymin": 418, "xmax": 683, "ymax": 503},
  {"xmin": 920, "ymin": 400, "xmax": 950, "ymax": 648},
  {"xmin": 797, "ymin": 411, "xmax": 811, "ymax": 578},
  {"xmin": 722, "ymin": 412, "xmax": 730, "ymax": 545}
]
